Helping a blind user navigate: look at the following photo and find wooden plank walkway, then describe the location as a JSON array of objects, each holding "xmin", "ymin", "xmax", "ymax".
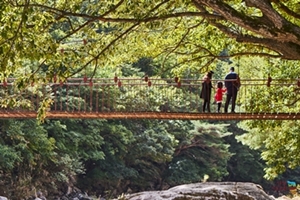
[{"xmin": 0, "ymin": 111, "xmax": 299, "ymax": 120}]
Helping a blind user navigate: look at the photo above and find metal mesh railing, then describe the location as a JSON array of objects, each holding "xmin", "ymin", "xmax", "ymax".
[{"xmin": 0, "ymin": 77, "xmax": 299, "ymax": 116}]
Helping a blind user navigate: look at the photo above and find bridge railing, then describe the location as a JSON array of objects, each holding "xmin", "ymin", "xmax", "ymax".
[{"xmin": 0, "ymin": 77, "xmax": 299, "ymax": 115}]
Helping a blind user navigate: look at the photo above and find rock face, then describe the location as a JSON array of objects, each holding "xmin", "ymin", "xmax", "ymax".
[{"xmin": 121, "ymin": 182, "xmax": 276, "ymax": 200}]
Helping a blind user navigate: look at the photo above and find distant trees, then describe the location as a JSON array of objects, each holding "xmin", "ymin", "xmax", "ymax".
[
  {"xmin": 0, "ymin": 117, "xmax": 243, "ymax": 198},
  {"xmin": 165, "ymin": 121, "xmax": 232, "ymax": 186}
]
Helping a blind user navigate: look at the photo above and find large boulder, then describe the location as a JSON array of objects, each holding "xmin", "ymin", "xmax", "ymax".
[{"xmin": 121, "ymin": 182, "xmax": 276, "ymax": 200}]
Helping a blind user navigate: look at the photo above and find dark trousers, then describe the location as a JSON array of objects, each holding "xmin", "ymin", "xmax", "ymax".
[
  {"xmin": 224, "ymin": 90, "xmax": 237, "ymax": 113},
  {"xmin": 202, "ymin": 100, "xmax": 211, "ymax": 112},
  {"xmin": 217, "ymin": 102, "xmax": 222, "ymax": 112}
]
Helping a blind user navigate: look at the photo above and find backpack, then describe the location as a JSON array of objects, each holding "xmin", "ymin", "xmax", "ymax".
[{"xmin": 233, "ymin": 74, "xmax": 241, "ymax": 89}]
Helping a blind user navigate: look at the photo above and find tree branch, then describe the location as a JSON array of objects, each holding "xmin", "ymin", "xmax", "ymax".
[
  {"xmin": 271, "ymin": 0, "xmax": 300, "ymax": 20},
  {"xmin": 192, "ymin": 0, "xmax": 300, "ymax": 59}
]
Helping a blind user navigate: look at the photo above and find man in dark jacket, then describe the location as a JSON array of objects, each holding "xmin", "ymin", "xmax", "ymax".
[{"xmin": 224, "ymin": 67, "xmax": 240, "ymax": 113}]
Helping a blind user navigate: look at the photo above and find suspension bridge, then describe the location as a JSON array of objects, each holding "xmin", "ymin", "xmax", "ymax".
[{"xmin": 0, "ymin": 76, "xmax": 299, "ymax": 120}]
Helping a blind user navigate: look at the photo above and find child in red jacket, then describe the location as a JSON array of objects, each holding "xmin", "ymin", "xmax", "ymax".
[{"xmin": 215, "ymin": 81, "xmax": 227, "ymax": 113}]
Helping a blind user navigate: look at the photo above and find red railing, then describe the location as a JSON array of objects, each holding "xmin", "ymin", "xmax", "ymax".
[{"xmin": 0, "ymin": 77, "xmax": 299, "ymax": 119}]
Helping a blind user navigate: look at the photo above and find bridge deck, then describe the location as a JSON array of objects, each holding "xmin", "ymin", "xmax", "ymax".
[{"xmin": 0, "ymin": 111, "xmax": 299, "ymax": 120}]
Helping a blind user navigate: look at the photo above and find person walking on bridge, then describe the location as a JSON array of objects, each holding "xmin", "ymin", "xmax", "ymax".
[{"xmin": 224, "ymin": 67, "xmax": 240, "ymax": 113}]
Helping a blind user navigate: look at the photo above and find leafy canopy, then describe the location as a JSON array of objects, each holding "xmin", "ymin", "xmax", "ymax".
[{"xmin": 1, "ymin": 0, "xmax": 300, "ymax": 83}]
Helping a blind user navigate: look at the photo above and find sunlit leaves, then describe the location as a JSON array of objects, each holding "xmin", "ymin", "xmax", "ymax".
[
  {"xmin": 2, "ymin": 0, "xmax": 300, "ymax": 121},
  {"xmin": 238, "ymin": 120, "xmax": 300, "ymax": 180},
  {"xmin": 0, "ymin": 0, "xmax": 299, "ymax": 80}
]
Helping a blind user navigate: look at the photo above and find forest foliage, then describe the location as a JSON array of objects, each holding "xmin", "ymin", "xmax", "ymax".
[
  {"xmin": 0, "ymin": 57, "xmax": 297, "ymax": 199},
  {"xmin": 1, "ymin": 0, "xmax": 300, "ymax": 199},
  {"xmin": 0, "ymin": 61, "xmax": 263, "ymax": 199}
]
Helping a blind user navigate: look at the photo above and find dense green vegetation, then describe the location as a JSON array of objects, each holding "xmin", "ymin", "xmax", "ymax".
[
  {"xmin": 0, "ymin": 59, "xmax": 286, "ymax": 199},
  {"xmin": 0, "ymin": 115, "xmax": 267, "ymax": 198},
  {"xmin": 1, "ymin": 0, "xmax": 300, "ymax": 199}
]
